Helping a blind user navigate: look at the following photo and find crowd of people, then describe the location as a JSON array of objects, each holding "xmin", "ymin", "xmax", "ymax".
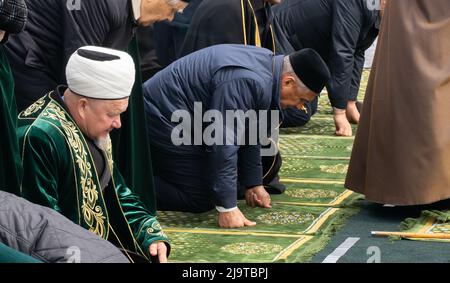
[{"xmin": 1, "ymin": 0, "xmax": 449, "ymax": 263}]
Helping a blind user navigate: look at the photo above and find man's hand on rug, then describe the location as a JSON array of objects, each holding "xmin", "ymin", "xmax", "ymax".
[
  {"xmin": 218, "ymin": 208, "xmax": 256, "ymax": 228},
  {"xmin": 333, "ymin": 108, "xmax": 353, "ymax": 137},
  {"xmin": 245, "ymin": 186, "xmax": 272, "ymax": 208},
  {"xmin": 149, "ymin": 241, "xmax": 168, "ymax": 263}
]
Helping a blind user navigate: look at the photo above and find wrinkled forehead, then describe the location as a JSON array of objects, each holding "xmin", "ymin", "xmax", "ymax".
[{"xmin": 90, "ymin": 97, "xmax": 129, "ymax": 112}]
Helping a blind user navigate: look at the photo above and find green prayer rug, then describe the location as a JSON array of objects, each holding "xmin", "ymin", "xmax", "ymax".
[
  {"xmin": 383, "ymin": 210, "xmax": 450, "ymax": 242},
  {"xmin": 157, "ymin": 71, "xmax": 371, "ymax": 263}
]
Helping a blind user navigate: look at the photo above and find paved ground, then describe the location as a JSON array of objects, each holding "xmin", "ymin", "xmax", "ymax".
[{"xmin": 312, "ymin": 200, "xmax": 450, "ymax": 263}]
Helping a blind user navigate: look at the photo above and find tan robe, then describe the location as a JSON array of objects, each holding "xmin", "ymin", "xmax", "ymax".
[{"xmin": 345, "ymin": 0, "xmax": 450, "ymax": 205}]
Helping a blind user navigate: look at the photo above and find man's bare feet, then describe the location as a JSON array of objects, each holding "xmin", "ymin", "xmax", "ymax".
[
  {"xmin": 333, "ymin": 108, "xmax": 353, "ymax": 137},
  {"xmin": 346, "ymin": 101, "xmax": 360, "ymax": 124}
]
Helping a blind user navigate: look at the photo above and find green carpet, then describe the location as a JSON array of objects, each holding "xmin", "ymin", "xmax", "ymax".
[
  {"xmin": 391, "ymin": 209, "xmax": 450, "ymax": 242},
  {"xmin": 157, "ymin": 71, "xmax": 371, "ymax": 263}
]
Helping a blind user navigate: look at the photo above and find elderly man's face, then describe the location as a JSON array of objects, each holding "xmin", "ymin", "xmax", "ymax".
[
  {"xmin": 280, "ymin": 75, "xmax": 317, "ymax": 109},
  {"xmin": 81, "ymin": 98, "xmax": 129, "ymax": 140},
  {"xmin": 139, "ymin": 0, "xmax": 188, "ymax": 26}
]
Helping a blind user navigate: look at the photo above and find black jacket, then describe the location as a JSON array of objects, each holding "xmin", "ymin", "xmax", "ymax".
[
  {"xmin": 274, "ymin": 0, "xmax": 380, "ymax": 109},
  {"xmin": 180, "ymin": 0, "xmax": 278, "ymax": 57},
  {"xmin": 5, "ymin": 0, "xmax": 136, "ymax": 111}
]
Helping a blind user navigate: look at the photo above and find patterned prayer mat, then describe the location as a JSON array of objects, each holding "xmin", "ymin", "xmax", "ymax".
[
  {"xmin": 157, "ymin": 71, "xmax": 371, "ymax": 263},
  {"xmin": 371, "ymin": 210, "xmax": 450, "ymax": 242}
]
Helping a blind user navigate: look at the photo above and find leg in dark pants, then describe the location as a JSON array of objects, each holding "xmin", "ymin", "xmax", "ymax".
[
  {"xmin": 262, "ymin": 152, "xmax": 285, "ymax": 194},
  {"xmin": 151, "ymin": 147, "xmax": 214, "ymax": 213},
  {"xmin": 154, "ymin": 176, "xmax": 214, "ymax": 213}
]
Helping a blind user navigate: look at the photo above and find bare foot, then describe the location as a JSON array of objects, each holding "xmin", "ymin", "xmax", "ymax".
[
  {"xmin": 346, "ymin": 101, "xmax": 360, "ymax": 124},
  {"xmin": 333, "ymin": 108, "xmax": 353, "ymax": 137}
]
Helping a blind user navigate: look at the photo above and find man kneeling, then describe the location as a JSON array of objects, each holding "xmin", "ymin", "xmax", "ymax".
[{"xmin": 143, "ymin": 44, "xmax": 330, "ymax": 228}]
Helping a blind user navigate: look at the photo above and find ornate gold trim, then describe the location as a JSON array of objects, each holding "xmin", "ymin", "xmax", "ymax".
[
  {"xmin": 42, "ymin": 101, "xmax": 107, "ymax": 238},
  {"xmin": 21, "ymin": 96, "xmax": 46, "ymax": 117}
]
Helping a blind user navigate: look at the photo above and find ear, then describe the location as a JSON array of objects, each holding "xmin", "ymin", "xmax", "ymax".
[
  {"xmin": 77, "ymin": 98, "xmax": 88, "ymax": 119},
  {"xmin": 176, "ymin": 1, "xmax": 189, "ymax": 11},
  {"xmin": 281, "ymin": 75, "xmax": 296, "ymax": 89}
]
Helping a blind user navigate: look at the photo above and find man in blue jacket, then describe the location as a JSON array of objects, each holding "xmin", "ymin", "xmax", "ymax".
[{"xmin": 143, "ymin": 44, "xmax": 330, "ymax": 228}]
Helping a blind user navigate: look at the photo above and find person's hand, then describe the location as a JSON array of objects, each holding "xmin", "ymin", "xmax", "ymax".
[
  {"xmin": 218, "ymin": 208, "xmax": 256, "ymax": 228},
  {"xmin": 346, "ymin": 101, "xmax": 360, "ymax": 124},
  {"xmin": 333, "ymin": 108, "xmax": 353, "ymax": 137},
  {"xmin": 245, "ymin": 185, "xmax": 272, "ymax": 208},
  {"xmin": 149, "ymin": 241, "xmax": 168, "ymax": 263}
]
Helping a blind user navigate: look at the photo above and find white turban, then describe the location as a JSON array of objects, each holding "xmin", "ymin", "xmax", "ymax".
[{"xmin": 66, "ymin": 46, "xmax": 136, "ymax": 100}]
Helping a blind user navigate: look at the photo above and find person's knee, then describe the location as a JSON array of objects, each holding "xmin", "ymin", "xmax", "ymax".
[{"xmin": 154, "ymin": 176, "xmax": 214, "ymax": 213}]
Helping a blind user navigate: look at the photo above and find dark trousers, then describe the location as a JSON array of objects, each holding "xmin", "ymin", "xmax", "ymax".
[
  {"xmin": 154, "ymin": 175, "xmax": 214, "ymax": 213},
  {"xmin": 262, "ymin": 152, "xmax": 285, "ymax": 194},
  {"xmin": 153, "ymin": 147, "xmax": 284, "ymax": 213}
]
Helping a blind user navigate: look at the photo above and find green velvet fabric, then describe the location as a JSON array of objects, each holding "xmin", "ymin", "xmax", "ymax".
[
  {"xmin": 0, "ymin": 47, "xmax": 21, "ymax": 195},
  {"xmin": 0, "ymin": 243, "xmax": 42, "ymax": 263},
  {"xmin": 110, "ymin": 36, "xmax": 157, "ymax": 214}
]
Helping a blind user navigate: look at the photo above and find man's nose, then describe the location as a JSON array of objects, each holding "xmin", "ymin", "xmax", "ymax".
[{"xmin": 112, "ymin": 117, "xmax": 122, "ymax": 129}]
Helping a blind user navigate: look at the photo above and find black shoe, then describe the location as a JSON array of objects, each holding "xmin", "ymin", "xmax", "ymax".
[{"xmin": 264, "ymin": 182, "xmax": 286, "ymax": 195}]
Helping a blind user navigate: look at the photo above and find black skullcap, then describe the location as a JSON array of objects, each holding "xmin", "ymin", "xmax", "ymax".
[
  {"xmin": 0, "ymin": 0, "xmax": 27, "ymax": 34},
  {"xmin": 289, "ymin": 48, "xmax": 331, "ymax": 94},
  {"xmin": 77, "ymin": 49, "xmax": 121, "ymax": 61}
]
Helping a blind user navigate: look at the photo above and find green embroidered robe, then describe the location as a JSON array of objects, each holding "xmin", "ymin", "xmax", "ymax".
[
  {"xmin": 0, "ymin": 46, "xmax": 22, "ymax": 195},
  {"xmin": 17, "ymin": 91, "xmax": 169, "ymax": 262}
]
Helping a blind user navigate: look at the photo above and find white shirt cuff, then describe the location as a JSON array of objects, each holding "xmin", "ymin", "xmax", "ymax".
[{"xmin": 215, "ymin": 206, "xmax": 238, "ymax": 213}]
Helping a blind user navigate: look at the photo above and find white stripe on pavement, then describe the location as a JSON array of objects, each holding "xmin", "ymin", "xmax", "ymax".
[{"xmin": 322, "ymin": 237, "xmax": 360, "ymax": 263}]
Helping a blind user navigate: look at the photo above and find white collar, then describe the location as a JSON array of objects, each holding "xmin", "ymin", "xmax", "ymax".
[{"xmin": 131, "ymin": 0, "xmax": 141, "ymax": 21}]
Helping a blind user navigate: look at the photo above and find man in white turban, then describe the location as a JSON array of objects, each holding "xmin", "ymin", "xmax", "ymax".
[{"xmin": 17, "ymin": 46, "xmax": 170, "ymax": 263}]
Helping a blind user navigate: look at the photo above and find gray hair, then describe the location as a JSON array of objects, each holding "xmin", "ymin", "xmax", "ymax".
[{"xmin": 282, "ymin": 56, "xmax": 309, "ymax": 92}]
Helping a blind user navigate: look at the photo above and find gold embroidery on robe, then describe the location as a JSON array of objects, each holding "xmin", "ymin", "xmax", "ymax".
[{"xmin": 42, "ymin": 101, "xmax": 107, "ymax": 238}]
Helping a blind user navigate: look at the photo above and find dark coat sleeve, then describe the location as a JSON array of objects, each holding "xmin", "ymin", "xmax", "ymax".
[
  {"xmin": 280, "ymin": 97, "xmax": 318, "ymax": 128},
  {"xmin": 349, "ymin": 48, "xmax": 365, "ymax": 101},
  {"xmin": 237, "ymin": 145, "xmax": 263, "ymax": 188},
  {"xmin": 206, "ymin": 75, "xmax": 264, "ymax": 209},
  {"xmin": 61, "ymin": 0, "xmax": 129, "ymax": 73},
  {"xmin": 180, "ymin": 0, "xmax": 244, "ymax": 56},
  {"xmin": 328, "ymin": 0, "xmax": 365, "ymax": 109},
  {"xmin": 271, "ymin": 15, "xmax": 295, "ymax": 55}
]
